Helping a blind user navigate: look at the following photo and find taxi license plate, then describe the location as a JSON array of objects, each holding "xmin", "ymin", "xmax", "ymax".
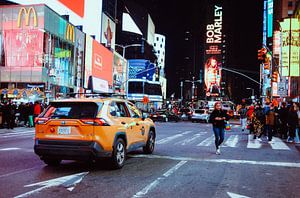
[{"xmin": 58, "ymin": 127, "xmax": 71, "ymax": 135}]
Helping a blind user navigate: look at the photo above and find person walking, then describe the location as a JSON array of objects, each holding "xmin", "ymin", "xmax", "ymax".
[
  {"xmin": 253, "ymin": 104, "xmax": 265, "ymax": 140},
  {"xmin": 238, "ymin": 104, "xmax": 247, "ymax": 131},
  {"xmin": 246, "ymin": 105, "xmax": 255, "ymax": 134},
  {"xmin": 33, "ymin": 101, "xmax": 42, "ymax": 126},
  {"xmin": 287, "ymin": 103, "xmax": 298, "ymax": 143},
  {"xmin": 209, "ymin": 101, "xmax": 229, "ymax": 155},
  {"xmin": 278, "ymin": 102, "xmax": 289, "ymax": 139},
  {"xmin": 265, "ymin": 104, "xmax": 276, "ymax": 142}
]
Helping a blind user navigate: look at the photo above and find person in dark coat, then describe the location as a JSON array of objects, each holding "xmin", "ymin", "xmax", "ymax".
[
  {"xmin": 7, "ymin": 101, "xmax": 16, "ymax": 129},
  {"xmin": 278, "ymin": 102, "xmax": 289, "ymax": 139},
  {"xmin": 209, "ymin": 101, "xmax": 230, "ymax": 155},
  {"xmin": 287, "ymin": 103, "xmax": 299, "ymax": 143}
]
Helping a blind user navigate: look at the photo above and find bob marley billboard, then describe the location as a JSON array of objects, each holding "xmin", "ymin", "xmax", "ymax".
[{"xmin": 204, "ymin": 4, "xmax": 223, "ymax": 97}]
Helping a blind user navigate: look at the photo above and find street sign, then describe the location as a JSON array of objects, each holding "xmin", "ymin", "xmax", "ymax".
[{"xmin": 277, "ymin": 82, "xmax": 287, "ymax": 96}]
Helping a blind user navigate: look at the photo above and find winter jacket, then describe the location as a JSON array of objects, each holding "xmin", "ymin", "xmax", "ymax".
[
  {"xmin": 209, "ymin": 109, "xmax": 229, "ymax": 128},
  {"xmin": 287, "ymin": 110, "xmax": 298, "ymax": 127},
  {"xmin": 265, "ymin": 109, "xmax": 276, "ymax": 126}
]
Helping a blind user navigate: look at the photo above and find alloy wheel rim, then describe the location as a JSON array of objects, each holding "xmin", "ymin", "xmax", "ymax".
[
  {"xmin": 149, "ymin": 132, "xmax": 155, "ymax": 151},
  {"xmin": 116, "ymin": 143, "xmax": 125, "ymax": 164}
]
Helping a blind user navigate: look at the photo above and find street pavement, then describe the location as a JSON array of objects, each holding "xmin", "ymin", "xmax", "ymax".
[{"xmin": 0, "ymin": 121, "xmax": 299, "ymax": 198}]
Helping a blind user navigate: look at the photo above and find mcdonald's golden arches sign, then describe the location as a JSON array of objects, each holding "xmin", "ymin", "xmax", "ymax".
[
  {"xmin": 17, "ymin": 7, "xmax": 38, "ymax": 28},
  {"xmin": 66, "ymin": 24, "xmax": 75, "ymax": 42}
]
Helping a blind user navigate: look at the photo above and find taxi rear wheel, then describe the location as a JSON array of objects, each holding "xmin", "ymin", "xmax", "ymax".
[
  {"xmin": 143, "ymin": 130, "xmax": 155, "ymax": 154},
  {"xmin": 43, "ymin": 158, "xmax": 61, "ymax": 166},
  {"xmin": 111, "ymin": 138, "xmax": 126, "ymax": 169}
]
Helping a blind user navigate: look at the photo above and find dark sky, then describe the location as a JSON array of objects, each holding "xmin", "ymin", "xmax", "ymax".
[{"xmin": 134, "ymin": 0, "xmax": 264, "ymax": 100}]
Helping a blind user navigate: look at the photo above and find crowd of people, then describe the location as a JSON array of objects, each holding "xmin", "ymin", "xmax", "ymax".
[
  {"xmin": 238, "ymin": 101, "xmax": 300, "ymax": 143},
  {"xmin": 0, "ymin": 100, "xmax": 45, "ymax": 129}
]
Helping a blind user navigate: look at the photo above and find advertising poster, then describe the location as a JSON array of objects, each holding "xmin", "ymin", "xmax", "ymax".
[
  {"xmin": 113, "ymin": 52, "xmax": 127, "ymax": 92},
  {"xmin": 128, "ymin": 59, "xmax": 156, "ymax": 81},
  {"xmin": 84, "ymin": 36, "xmax": 93, "ymax": 88},
  {"xmin": 204, "ymin": 4, "xmax": 223, "ymax": 96},
  {"xmin": 92, "ymin": 39, "xmax": 113, "ymax": 85},
  {"xmin": 4, "ymin": 29, "xmax": 44, "ymax": 67},
  {"xmin": 101, "ymin": 13, "xmax": 116, "ymax": 49}
]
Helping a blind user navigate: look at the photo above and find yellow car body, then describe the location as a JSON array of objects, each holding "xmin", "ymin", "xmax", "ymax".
[{"xmin": 34, "ymin": 97, "xmax": 156, "ymax": 169}]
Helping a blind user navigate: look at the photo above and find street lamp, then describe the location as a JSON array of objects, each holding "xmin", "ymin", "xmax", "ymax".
[
  {"xmin": 246, "ymin": 87, "xmax": 255, "ymax": 103},
  {"xmin": 115, "ymin": 43, "xmax": 143, "ymax": 59}
]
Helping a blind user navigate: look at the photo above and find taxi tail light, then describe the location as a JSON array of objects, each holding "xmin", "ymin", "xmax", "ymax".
[
  {"xmin": 35, "ymin": 117, "xmax": 49, "ymax": 124},
  {"xmin": 80, "ymin": 118, "xmax": 110, "ymax": 126}
]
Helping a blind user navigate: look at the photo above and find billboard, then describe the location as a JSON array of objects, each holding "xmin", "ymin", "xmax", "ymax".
[
  {"xmin": 267, "ymin": 0, "xmax": 273, "ymax": 38},
  {"xmin": 128, "ymin": 59, "xmax": 156, "ymax": 81},
  {"xmin": 8, "ymin": 0, "xmax": 103, "ymax": 42},
  {"xmin": 84, "ymin": 36, "xmax": 93, "ymax": 88},
  {"xmin": 101, "ymin": 13, "xmax": 116, "ymax": 49},
  {"xmin": 281, "ymin": 18, "xmax": 300, "ymax": 77},
  {"xmin": 113, "ymin": 52, "xmax": 127, "ymax": 92},
  {"xmin": 204, "ymin": 4, "xmax": 223, "ymax": 96},
  {"xmin": 122, "ymin": 13, "xmax": 143, "ymax": 35},
  {"xmin": 92, "ymin": 40, "xmax": 113, "ymax": 85},
  {"xmin": 147, "ymin": 14, "xmax": 155, "ymax": 46}
]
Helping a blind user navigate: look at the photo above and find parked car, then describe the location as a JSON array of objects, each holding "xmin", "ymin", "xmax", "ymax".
[
  {"xmin": 191, "ymin": 109, "xmax": 210, "ymax": 123},
  {"xmin": 178, "ymin": 108, "xmax": 193, "ymax": 121},
  {"xmin": 149, "ymin": 109, "xmax": 180, "ymax": 122},
  {"xmin": 34, "ymin": 97, "xmax": 156, "ymax": 169}
]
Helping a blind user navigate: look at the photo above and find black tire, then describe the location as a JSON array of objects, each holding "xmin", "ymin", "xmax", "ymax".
[
  {"xmin": 43, "ymin": 158, "xmax": 61, "ymax": 166},
  {"xmin": 143, "ymin": 130, "xmax": 155, "ymax": 154},
  {"xmin": 111, "ymin": 138, "xmax": 126, "ymax": 169}
]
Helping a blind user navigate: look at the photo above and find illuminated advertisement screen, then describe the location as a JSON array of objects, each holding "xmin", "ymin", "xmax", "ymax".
[
  {"xmin": 204, "ymin": 57, "xmax": 222, "ymax": 95},
  {"xmin": 84, "ymin": 36, "xmax": 93, "ymax": 88},
  {"xmin": 204, "ymin": 4, "xmax": 222, "ymax": 96},
  {"xmin": 101, "ymin": 13, "xmax": 116, "ymax": 49},
  {"xmin": 92, "ymin": 39, "xmax": 113, "ymax": 85},
  {"xmin": 281, "ymin": 18, "xmax": 300, "ymax": 77},
  {"xmin": 267, "ymin": 0, "xmax": 273, "ymax": 38},
  {"xmin": 128, "ymin": 59, "xmax": 156, "ymax": 81},
  {"xmin": 113, "ymin": 52, "xmax": 127, "ymax": 92}
]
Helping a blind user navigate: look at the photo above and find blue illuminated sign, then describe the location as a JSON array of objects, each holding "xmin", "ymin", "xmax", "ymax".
[{"xmin": 267, "ymin": 0, "xmax": 273, "ymax": 38}]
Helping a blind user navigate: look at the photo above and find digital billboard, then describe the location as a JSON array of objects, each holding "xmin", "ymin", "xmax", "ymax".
[
  {"xmin": 92, "ymin": 39, "xmax": 113, "ymax": 85},
  {"xmin": 204, "ymin": 4, "xmax": 223, "ymax": 96},
  {"xmin": 147, "ymin": 14, "xmax": 155, "ymax": 46},
  {"xmin": 267, "ymin": 0, "xmax": 273, "ymax": 38},
  {"xmin": 281, "ymin": 18, "xmax": 300, "ymax": 77},
  {"xmin": 101, "ymin": 13, "xmax": 116, "ymax": 49},
  {"xmin": 128, "ymin": 59, "xmax": 156, "ymax": 81},
  {"xmin": 113, "ymin": 52, "xmax": 127, "ymax": 92}
]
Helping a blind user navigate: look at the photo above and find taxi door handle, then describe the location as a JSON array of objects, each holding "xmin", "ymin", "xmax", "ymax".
[{"xmin": 121, "ymin": 121, "xmax": 126, "ymax": 125}]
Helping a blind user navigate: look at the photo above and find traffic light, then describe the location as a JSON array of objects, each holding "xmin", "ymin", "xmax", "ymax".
[
  {"xmin": 271, "ymin": 71, "xmax": 278, "ymax": 82},
  {"xmin": 258, "ymin": 48, "xmax": 267, "ymax": 62}
]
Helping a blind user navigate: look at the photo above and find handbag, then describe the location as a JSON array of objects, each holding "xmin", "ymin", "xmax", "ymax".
[{"xmin": 225, "ymin": 121, "xmax": 231, "ymax": 130}]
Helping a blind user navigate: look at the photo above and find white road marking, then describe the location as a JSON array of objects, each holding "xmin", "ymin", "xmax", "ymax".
[
  {"xmin": 176, "ymin": 133, "xmax": 205, "ymax": 146},
  {"xmin": 0, "ymin": 147, "xmax": 20, "ymax": 151},
  {"xmin": 14, "ymin": 172, "xmax": 89, "ymax": 198},
  {"xmin": 156, "ymin": 131, "xmax": 193, "ymax": 144},
  {"xmin": 197, "ymin": 135, "xmax": 215, "ymax": 146},
  {"xmin": 223, "ymin": 135, "xmax": 239, "ymax": 147},
  {"xmin": 0, "ymin": 167, "xmax": 38, "ymax": 178},
  {"xmin": 269, "ymin": 137, "xmax": 290, "ymax": 150},
  {"xmin": 247, "ymin": 135, "xmax": 261, "ymax": 149},
  {"xmin": 133, "ymin": 161, "xmax": 187, "ymax": 198},
  {"xmin": 130, "ymin": 154, "xmax": 300, "ymax": 168},
  {"xmin": 227, "ymin": 192, "xmax": 250, "ymax": 198}
]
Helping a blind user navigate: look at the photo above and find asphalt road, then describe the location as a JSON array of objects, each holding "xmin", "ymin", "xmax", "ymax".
[{"xmin": 0, "ymin": 121, "xmax": 300, "ymax": 198}]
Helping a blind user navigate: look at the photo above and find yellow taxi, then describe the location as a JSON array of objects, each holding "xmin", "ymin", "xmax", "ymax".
[{"xmin": 34, "ymin": 97, "xmax": 156, "ymax": 169}]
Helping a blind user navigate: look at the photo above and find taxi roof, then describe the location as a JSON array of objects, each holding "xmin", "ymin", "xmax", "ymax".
[{"xmin": 49, "ymin": 97, "xmax": 127, "ymax": 103}]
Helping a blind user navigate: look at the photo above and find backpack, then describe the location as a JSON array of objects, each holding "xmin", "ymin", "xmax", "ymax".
[{"xmin": 255, "ymin": 109, "xmax": 265, "ymax": 122}]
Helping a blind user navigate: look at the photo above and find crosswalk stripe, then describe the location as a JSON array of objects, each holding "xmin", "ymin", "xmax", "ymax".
[
  {"xmin": 156, "ymin": 131, "xmax": 193, "ymax": 144},
  {"xmin": 197, "ymin": 135, "xmax": 215, "ymax": 147},
  {"xmin": 176, "ymin": 133, "xmax": 206, "ymax": 146},
  {"xmin": 270, "ymin": 137, "xmax": 290, "ymax": 150},
  {"xmin": 247, "ymin": 135, "xmax": 261, "ymax": 149},
  {"xmin": 223, "ymin": 135, "xmax": 239, "ymax": 147}
]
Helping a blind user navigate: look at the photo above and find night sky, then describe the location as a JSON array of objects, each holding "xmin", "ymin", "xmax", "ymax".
[{"xmin": 132, "ymin": 0, "xmax": 264, "ymax": 101}]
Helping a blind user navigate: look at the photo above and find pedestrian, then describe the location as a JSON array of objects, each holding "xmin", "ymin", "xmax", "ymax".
[
  {"xmin": 296, "ymin": 103, "xmax": 300, "ymax": 143},
  {"xmin": 7, "ymin": 100, "xmax": 16, "ymax": 129},
  {"xmin": 278, "ymin": 102, "xmax": 289, "ymax": 139},
  {"xmin": 33, "ymin": 101, "xmax": 42, "ymax": 126},
  {"xmin": 287, "ymin": 102, "xmax": 298, "ymax": 143},
  {"xmin": 253, "ymin": 104, "xmax": 265, "ymax": 140},
  {"xmin": 209, "ymin": 101, "xmax": 230, "ymax": 155},
  {"xmin": 238, "ymin": 104, "xmax": 247, "ymax": 131},
  {"xmin": 246, "ymin": 105, "xmax": 255, "ymax": 134},
  {"xmin": 265, "ymin": 104, "xmax": 276, "ymax": 142},
  {"xmin": 28, "ymin": 102, "xmax": 34, "ymax": 127}
]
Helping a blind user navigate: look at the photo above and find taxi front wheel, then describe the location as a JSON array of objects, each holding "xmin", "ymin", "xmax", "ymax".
[
  {"xmin": 111, "ymin": 138, "xmax": 126, "ymax": 169},
  {"xmin": 143, "ymin": 130, "xmax": 155, "ymax": 154}
]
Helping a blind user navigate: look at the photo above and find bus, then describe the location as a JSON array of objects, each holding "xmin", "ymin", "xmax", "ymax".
[{"xmin": 127, "ymin": 79, "xmax": 163, "ymax": 110}]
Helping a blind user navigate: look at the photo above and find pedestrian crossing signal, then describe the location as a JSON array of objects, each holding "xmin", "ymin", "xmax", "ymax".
[{"xmin": 257, "ymin": 48, "xmax": 267, "ymax": 62}]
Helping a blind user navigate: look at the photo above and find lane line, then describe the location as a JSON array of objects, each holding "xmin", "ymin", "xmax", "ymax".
[
  {"xmin": 197, "ymin": 135, "xmax": 214, "ymax": 146},
  {"xmin": 270, "ymin": 137, "xmax": 290, "ymax": 150},
  {"xmin": 0, "ymin": 167, "xmax": 38, "ymax": 179},
  {"xmin": 133, "ymin": 160, "xmax": 187, "ymax": 198},
  {"xmin": 156, "ymin": 131, "xmax": 193, "ymax": 144},
  {"xmin": 0, "ymin": 147, "xmax": 21, "ymax": 151},
  {"xmin": 223, "ymin": 135, "xmax": 239, "ymax": 147},
  {"xmin": 246, "ymin": 134, "xmax": 261, "ymax": 149},
  {"xmin": 130, "ymin": 154, "xmax": 300, "ymax": 168}
]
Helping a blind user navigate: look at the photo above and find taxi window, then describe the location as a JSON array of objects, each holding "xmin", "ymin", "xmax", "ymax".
[
  {"xmin": 127, "ymin": 103, "xmax": 141, "ymax": 118},
  {"xmin": 44, "ymin": 102, "xmax": 101, "ymax": 119},
  {"xmin": 110, "ymin": 101, "xmax": 130, "ymax": 117}
]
